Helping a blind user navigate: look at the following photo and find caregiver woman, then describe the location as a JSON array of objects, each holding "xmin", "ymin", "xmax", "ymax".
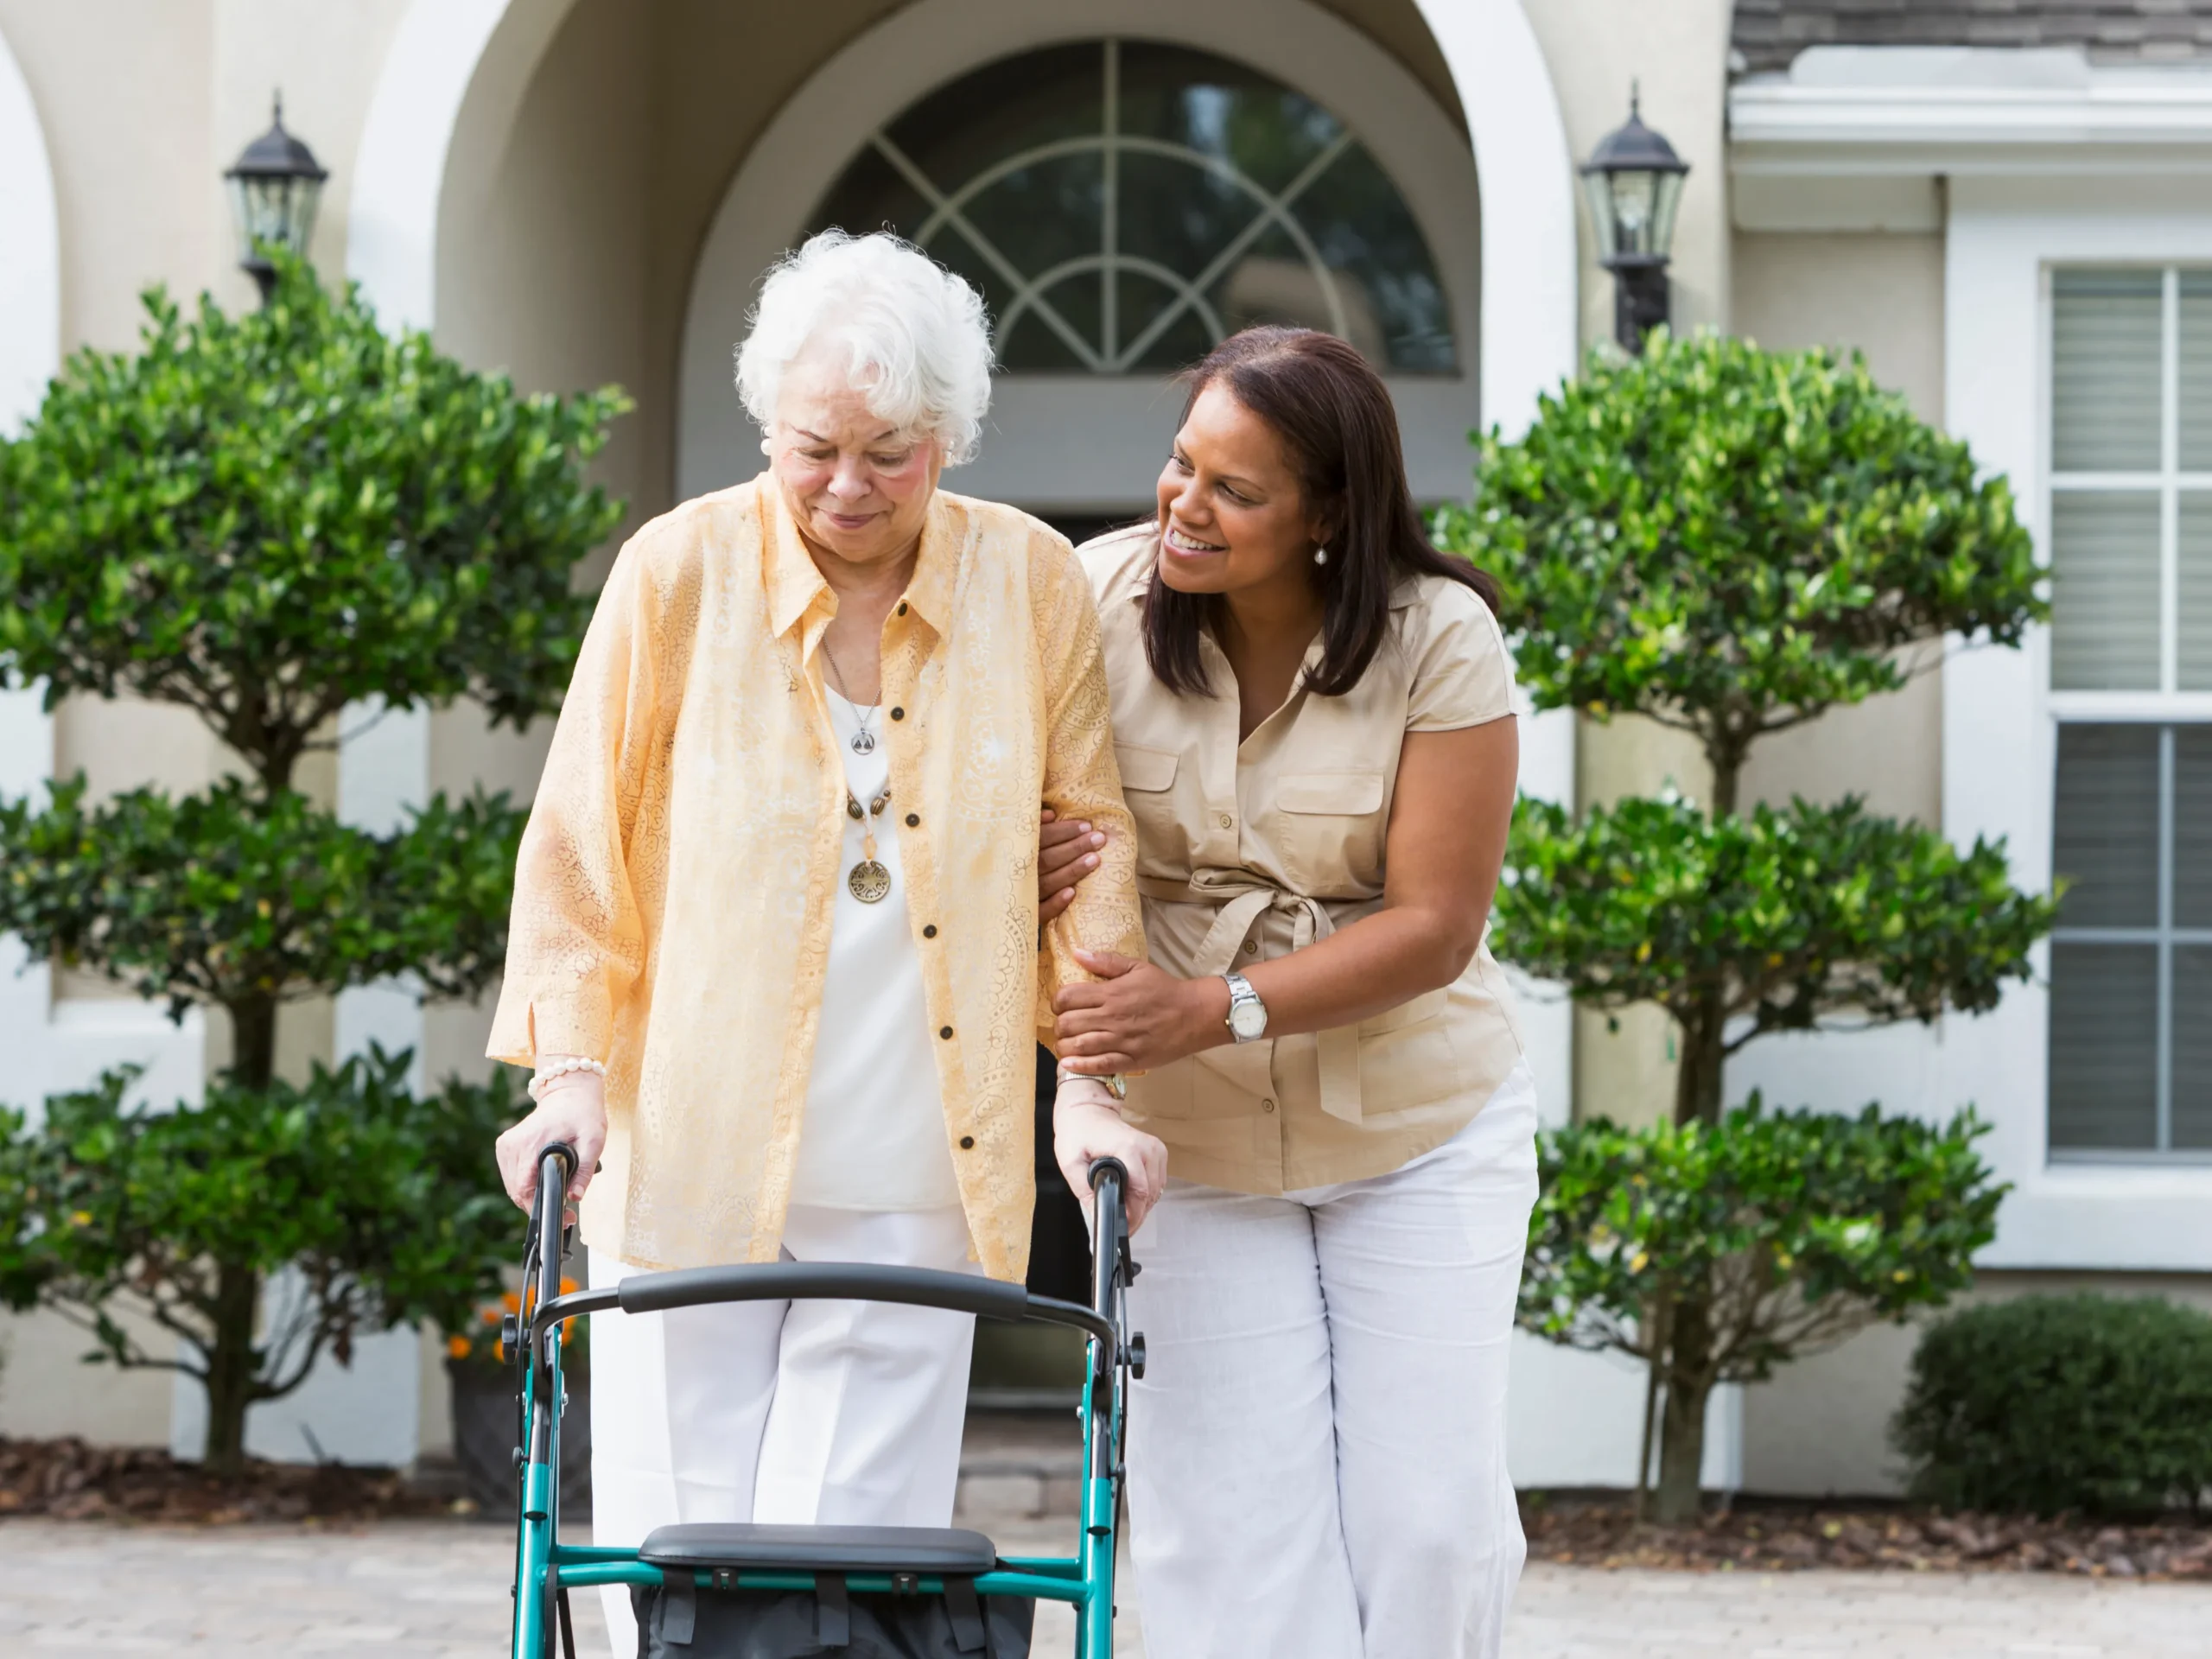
[
  {"xmin": 1049, "ymin": 327, "xmax": 1535, "ymax": 1659},
  {"xmin": 487, "ymin": 230, "xmax": 1161, "ymax": 1657}
]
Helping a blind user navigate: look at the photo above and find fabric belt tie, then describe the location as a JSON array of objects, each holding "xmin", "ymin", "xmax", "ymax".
[{"xmin": 1144, "ymin": 878, "xmax": 1365, "ymax": 1124}]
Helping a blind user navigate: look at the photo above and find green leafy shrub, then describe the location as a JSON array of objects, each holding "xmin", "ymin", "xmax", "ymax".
[
  {"xmin": 1433, "ymin": 329, "xmax": 2041, "ymax": 798},
  {"xmin": 0, "ymin": 1052, "xmax": 521, "ymax": 1449},
  {"xmin": 1893, "ymin": 1294, "xmax": 2212, "ymax": 1516},
  {"xmin": 1433, "ymin": 331, "xmax": 2049, "ymax": 1519},
  {"xmin": 1524, "ymin": 1102, "xmax": 2005, "ymax": 1503},
  {"xmin": 1500, "ymin": 794, "xmax": 2056, "ymax": 1041}
]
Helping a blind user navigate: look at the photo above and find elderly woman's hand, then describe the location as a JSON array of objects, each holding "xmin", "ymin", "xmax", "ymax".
[
  {"xmin": 1052, "ymin": 1082, "xmax": 1168, "ymax": 1233},
  {"xmin": 494, "ymin": 1069, "xmax": 608, "ymax": 1224},
  {"xmin": 1054, "ymin": 948, "xmax": 1226, "ymax": 1075},
  {"xmin": 1038, "ymin": 808, "xmax": 1106, "ymax": 925}
]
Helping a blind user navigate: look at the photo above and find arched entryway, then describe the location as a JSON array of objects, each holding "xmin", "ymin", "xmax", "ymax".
[{"xmin": 677, "ymin": 0, "xmax": 1487, "ymax": 512}]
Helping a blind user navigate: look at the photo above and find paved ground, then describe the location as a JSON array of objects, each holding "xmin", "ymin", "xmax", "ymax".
[{"xmin": 7, "ymin": 1516, "xmax": 2212, "ymax": 1656}]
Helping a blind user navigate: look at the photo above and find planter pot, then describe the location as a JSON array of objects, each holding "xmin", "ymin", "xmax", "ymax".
[{"xmin": 448, "ymin": 1359, "xmax": 592, "ymax": 1518}]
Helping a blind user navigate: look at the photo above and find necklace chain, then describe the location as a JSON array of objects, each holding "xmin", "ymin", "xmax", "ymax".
[{"xmin": 820, "ymin": 639, "xmax": 881, "ymax": 754}]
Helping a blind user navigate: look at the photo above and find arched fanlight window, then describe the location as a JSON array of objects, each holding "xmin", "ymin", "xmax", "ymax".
[{"xmin": 810, "ymin": 39, "xmax": 1456, "ymax": 375}]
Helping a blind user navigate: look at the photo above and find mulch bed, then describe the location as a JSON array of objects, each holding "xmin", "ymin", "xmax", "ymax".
[
  {"xmin": 1521, "ymin": 1491, "xmax": 2212, "ymax": 1579},
  {"xmin": 0, "ymin": 1435, "xmax": 454, "ymax": 1525}
]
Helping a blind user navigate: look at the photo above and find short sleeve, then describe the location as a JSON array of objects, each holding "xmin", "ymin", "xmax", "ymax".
[{"xmin": 1403, "ymin": 578, "xmax": 1517, "ymax": 733}]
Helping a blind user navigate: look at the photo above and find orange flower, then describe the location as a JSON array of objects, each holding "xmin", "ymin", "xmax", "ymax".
[
  {"xmin": 479, "ymin": 1306, "xmax": 501, "ymax": 1325},
  {"xmin": 559, "ymin": 1277, "xmax": 578, "ymax": 1296},
  {"xmin": 501, "ymin": 1291, "xmax": 523, "ymax": 1314},
  {"xmin": 446, "ymin": 1335, "xmax": 472, "ymax": 1361}
]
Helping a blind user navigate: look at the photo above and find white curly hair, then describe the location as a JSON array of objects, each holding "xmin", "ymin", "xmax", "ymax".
[{"xmin": 736, "ymin": 230, "xmax": 995, "ymax": 466}]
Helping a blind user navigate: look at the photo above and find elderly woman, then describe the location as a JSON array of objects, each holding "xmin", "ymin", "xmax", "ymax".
[{"xmin": 486, "ymin": 230, "xmax": 1164, "ymax": 1657}]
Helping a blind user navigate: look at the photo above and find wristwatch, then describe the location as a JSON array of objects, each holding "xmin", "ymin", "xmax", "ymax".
[{"xmin": 1221, "ymin": 971, "xmax": 1268, "ymax": 1043}]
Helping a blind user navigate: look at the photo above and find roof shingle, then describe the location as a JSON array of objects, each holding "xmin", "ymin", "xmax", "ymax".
[{"xmin": 1732, "ymin": 1, "xmax": 2212, "ymax": 73}]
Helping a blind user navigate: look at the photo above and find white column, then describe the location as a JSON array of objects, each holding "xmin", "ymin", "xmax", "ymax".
[
  {"xmin": 237, "ymin": 0, "xmax": 561, "ymax": 1472},
  {"xmin": 0, "ymin": 24, "xmax": 207, "ymax": 1117}
]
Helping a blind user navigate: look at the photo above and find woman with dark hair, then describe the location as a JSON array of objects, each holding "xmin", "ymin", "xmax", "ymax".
[{"xmin": 1039, "ymin": 326, "xmax": 1535, "ymax": 1657}]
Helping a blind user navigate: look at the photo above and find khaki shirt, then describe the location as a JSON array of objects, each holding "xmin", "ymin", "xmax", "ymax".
[
  {"xmin": 488, "ymin": 480, "xmax": 1145, "ymax": 1281},
  {"xmin": 1077, "ymin": 527, "xmax": 1526, "ymax": 1195}
]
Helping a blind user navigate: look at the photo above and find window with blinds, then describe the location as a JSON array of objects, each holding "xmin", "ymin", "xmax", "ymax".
[{"xmin": 2048, "ymin": 268, "xmax": 2212, "ymax": 1157}]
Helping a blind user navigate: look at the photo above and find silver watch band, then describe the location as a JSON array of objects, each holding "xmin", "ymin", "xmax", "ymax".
[{"xmin": 1222, "ymin": 970, "xmax": 1268, "ymax": 1043}]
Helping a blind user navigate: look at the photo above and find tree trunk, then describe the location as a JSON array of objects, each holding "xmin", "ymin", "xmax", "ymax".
[
  {"xmin": 200, "ymin": 1258, "xmax": 262, "ymax": 1474},
  {"xmin": 1671, "ymin": 995, "xmax": 1729, "ymax": 1128},
  {"xmin": 1652, "ymin": 1279, "xmax": 1715, "ymax": 1524},
  {"xmin": 227, "ymin": 995, "xmax": 277, "ymax": 1092}
]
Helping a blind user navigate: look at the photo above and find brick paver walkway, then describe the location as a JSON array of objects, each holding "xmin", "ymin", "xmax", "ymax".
[{"xmin": 5, "ymin": 1517, "xmax": 2210, "ymax": 1655}]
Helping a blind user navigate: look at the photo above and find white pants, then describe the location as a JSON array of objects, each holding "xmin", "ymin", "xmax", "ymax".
[
  {"xmin": 587, "ymin": 1205, "xmax": 980, "ymax": 1658},
  {"xmin": 1126, "ymin": 1065, "xmax": 1540, "ymax": 1659}
]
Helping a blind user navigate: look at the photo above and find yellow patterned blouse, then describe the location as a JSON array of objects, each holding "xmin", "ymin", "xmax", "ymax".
[{"xmin": 487, "ymin": 478, "xmax": 1145, "ymax": 1281}]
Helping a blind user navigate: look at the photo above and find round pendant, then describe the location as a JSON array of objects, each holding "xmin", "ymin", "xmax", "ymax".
[
  {"xmin": 849, "ymin": 729, "xmax": 877, "ymax": 755},
  {"xmin": 848, "ymin": 859, "xmax": 891, "ymax": 904}
]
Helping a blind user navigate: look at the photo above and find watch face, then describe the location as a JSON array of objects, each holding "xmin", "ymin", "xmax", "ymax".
[{"xmin": 1229, "ymin": 999, "xmax": 1268, "ymax": 1040}]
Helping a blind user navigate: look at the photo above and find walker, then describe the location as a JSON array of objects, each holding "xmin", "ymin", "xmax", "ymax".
[{"xmin": 505, "ymin": 1142, "xmax": 1141, "ymax": 1656}]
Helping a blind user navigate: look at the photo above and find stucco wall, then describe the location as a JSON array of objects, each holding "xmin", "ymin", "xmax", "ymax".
[{"xmin": 1732, "ymin": 231, "xmax": 1948, "ymax": 830}]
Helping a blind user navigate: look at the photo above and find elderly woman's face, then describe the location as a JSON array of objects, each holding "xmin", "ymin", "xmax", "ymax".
[{"xmin": 769, "ymin": 346, "xmax": 944, "ymax": 569}]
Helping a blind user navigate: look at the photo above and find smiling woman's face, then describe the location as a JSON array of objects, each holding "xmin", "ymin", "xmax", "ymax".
[
  {"xmin": 768, "ymin": 343, "xmax": 944, "ymax": 569},
  {"xmin": 1153, "ymin": 382, "xmax": 1326, "ymax": 598}
]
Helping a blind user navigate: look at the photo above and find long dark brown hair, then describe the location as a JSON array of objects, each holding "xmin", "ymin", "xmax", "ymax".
[{"xmin": 1143, "ymin": 326, "xmax": 1500, "ymax": 698}]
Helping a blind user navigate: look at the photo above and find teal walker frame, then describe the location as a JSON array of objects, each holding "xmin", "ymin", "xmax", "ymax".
[{"xmin": 508, "ymin": 1144, "xmax": 1141, "ymax": 1657}]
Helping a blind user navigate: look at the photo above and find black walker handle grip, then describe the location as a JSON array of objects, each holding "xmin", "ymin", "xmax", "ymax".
[
  {"xmin": 1087, "ymin": 1156, "xmax": 1129, "ymax": 1194},
  {"xmin": 537, "ymin": 1141, "xmax": 580, "ymax": 1192}
]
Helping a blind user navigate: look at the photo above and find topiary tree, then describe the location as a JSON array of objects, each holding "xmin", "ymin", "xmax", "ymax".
[
  {"xmin": 0, "ymin": 1052, "xmax": 522, "ymax": 1450},
  {"xmin": 0, "ymin": 251, "xmax": 628, "ymax": 1470},
  {"xmin": 1521, "ymin": 1099, "xmax": 2007, "ymax": 1518},
  {"xmin": 1434, "ymin": 330, "xmax": 2054, "ymax": 1522}
]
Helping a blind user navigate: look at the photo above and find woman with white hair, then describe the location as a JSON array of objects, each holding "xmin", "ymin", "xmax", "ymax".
[{"xmin": 486, "ymin": 229, "xmax": 1165, "ymax": 1656}]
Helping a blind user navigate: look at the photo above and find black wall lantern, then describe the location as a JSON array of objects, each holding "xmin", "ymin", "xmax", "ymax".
[
  {"xmin": 1580, "ymin": 86, "xmax": 1688, "ymax": 353},
  {"xmin": 224, "ymin": 93, "xmax": 328, "ymax": 303}
]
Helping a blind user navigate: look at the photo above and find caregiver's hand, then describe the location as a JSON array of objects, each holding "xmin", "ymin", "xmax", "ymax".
[
  {"xmin": 495, "ymin": 1069, "xmax": 607, "ymax": 1224},
  {"xmin": 1038, "ymin": 807, "xmax": 1106, "ymax": 925},
  {"xmin": 1052, "ymin": 1084, "xmax": 1168, "ymax": 1234},
  {"xmin": 1054, "ymin": 948, "xmax": 1227, "ymax": 1075}
]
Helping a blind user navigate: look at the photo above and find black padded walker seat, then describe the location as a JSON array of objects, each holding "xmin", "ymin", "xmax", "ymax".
[{"xmin": 639, "ymin": 1523, "xmax": 1000, "ymax": 1577}]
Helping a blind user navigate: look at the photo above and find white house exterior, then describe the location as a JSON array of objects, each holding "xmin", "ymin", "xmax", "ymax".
[{"xmin": 0, "ymin": 0, "xmax": 2206, "ymax": 1496}]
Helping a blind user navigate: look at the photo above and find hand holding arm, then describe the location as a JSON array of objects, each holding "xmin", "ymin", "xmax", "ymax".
[
  {"xmin": 1057, "ymin": 717, "xmax": 1518, "ymax": 1071},
  {"xmin": 1037, "ymin": 808, "xmax": 1107, "ymax": 926}
]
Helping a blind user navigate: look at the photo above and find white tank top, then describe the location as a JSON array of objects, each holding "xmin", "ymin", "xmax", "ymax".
[{"xmin": 787, "ymin": 687, "xmax": 964, "ymax": 1212}]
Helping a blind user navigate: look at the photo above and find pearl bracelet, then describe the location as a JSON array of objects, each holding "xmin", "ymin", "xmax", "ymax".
[{"xmin": 529, "ymin": 1056, "xmax": 607, "ymax": 1103}]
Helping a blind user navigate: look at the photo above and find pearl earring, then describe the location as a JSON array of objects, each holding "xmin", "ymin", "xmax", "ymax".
[{"xmin": 1313, "ymin": 545, "xmax": 1330, "ymax": 567}]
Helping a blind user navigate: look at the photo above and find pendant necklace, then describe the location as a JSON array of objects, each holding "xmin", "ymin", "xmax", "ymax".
[
  {"xmin": 845, "ymin": 782, "xmax": 893, "ymax": 904},
  {"xmin": 820, "ymin": 639, "xmax": 880, "ymax": 755}
]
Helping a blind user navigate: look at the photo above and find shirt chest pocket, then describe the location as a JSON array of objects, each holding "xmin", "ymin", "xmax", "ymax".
[
  {"xmin": 1274, "ymin": 770, "xmax": 1389, "ymax": 889},
  {"xmin": 1115, "ymin": 743, "xmax": 1192, "ymax": 872}
]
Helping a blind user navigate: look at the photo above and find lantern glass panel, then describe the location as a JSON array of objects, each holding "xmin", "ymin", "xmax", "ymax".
[
  {"xmin": 1647, "ymin": 170, "xmax": 1686, "ymax": 264},
  {"xmin": 227, "ymin": 174, "xmax": 322, "ymax": 268},
  {"xmin": 1580, "ymin": 171, "xmax": 1619, "ymax": 263}
]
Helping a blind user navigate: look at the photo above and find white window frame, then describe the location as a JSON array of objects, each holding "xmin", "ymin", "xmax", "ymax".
[
  {"xmin": 1942, "ymin": 175, "xmax": 2212, "ymax": 1270},
  {"xmin": 2044, "ymin": 264, "xmax": 2212, "ymax": 1160}
]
